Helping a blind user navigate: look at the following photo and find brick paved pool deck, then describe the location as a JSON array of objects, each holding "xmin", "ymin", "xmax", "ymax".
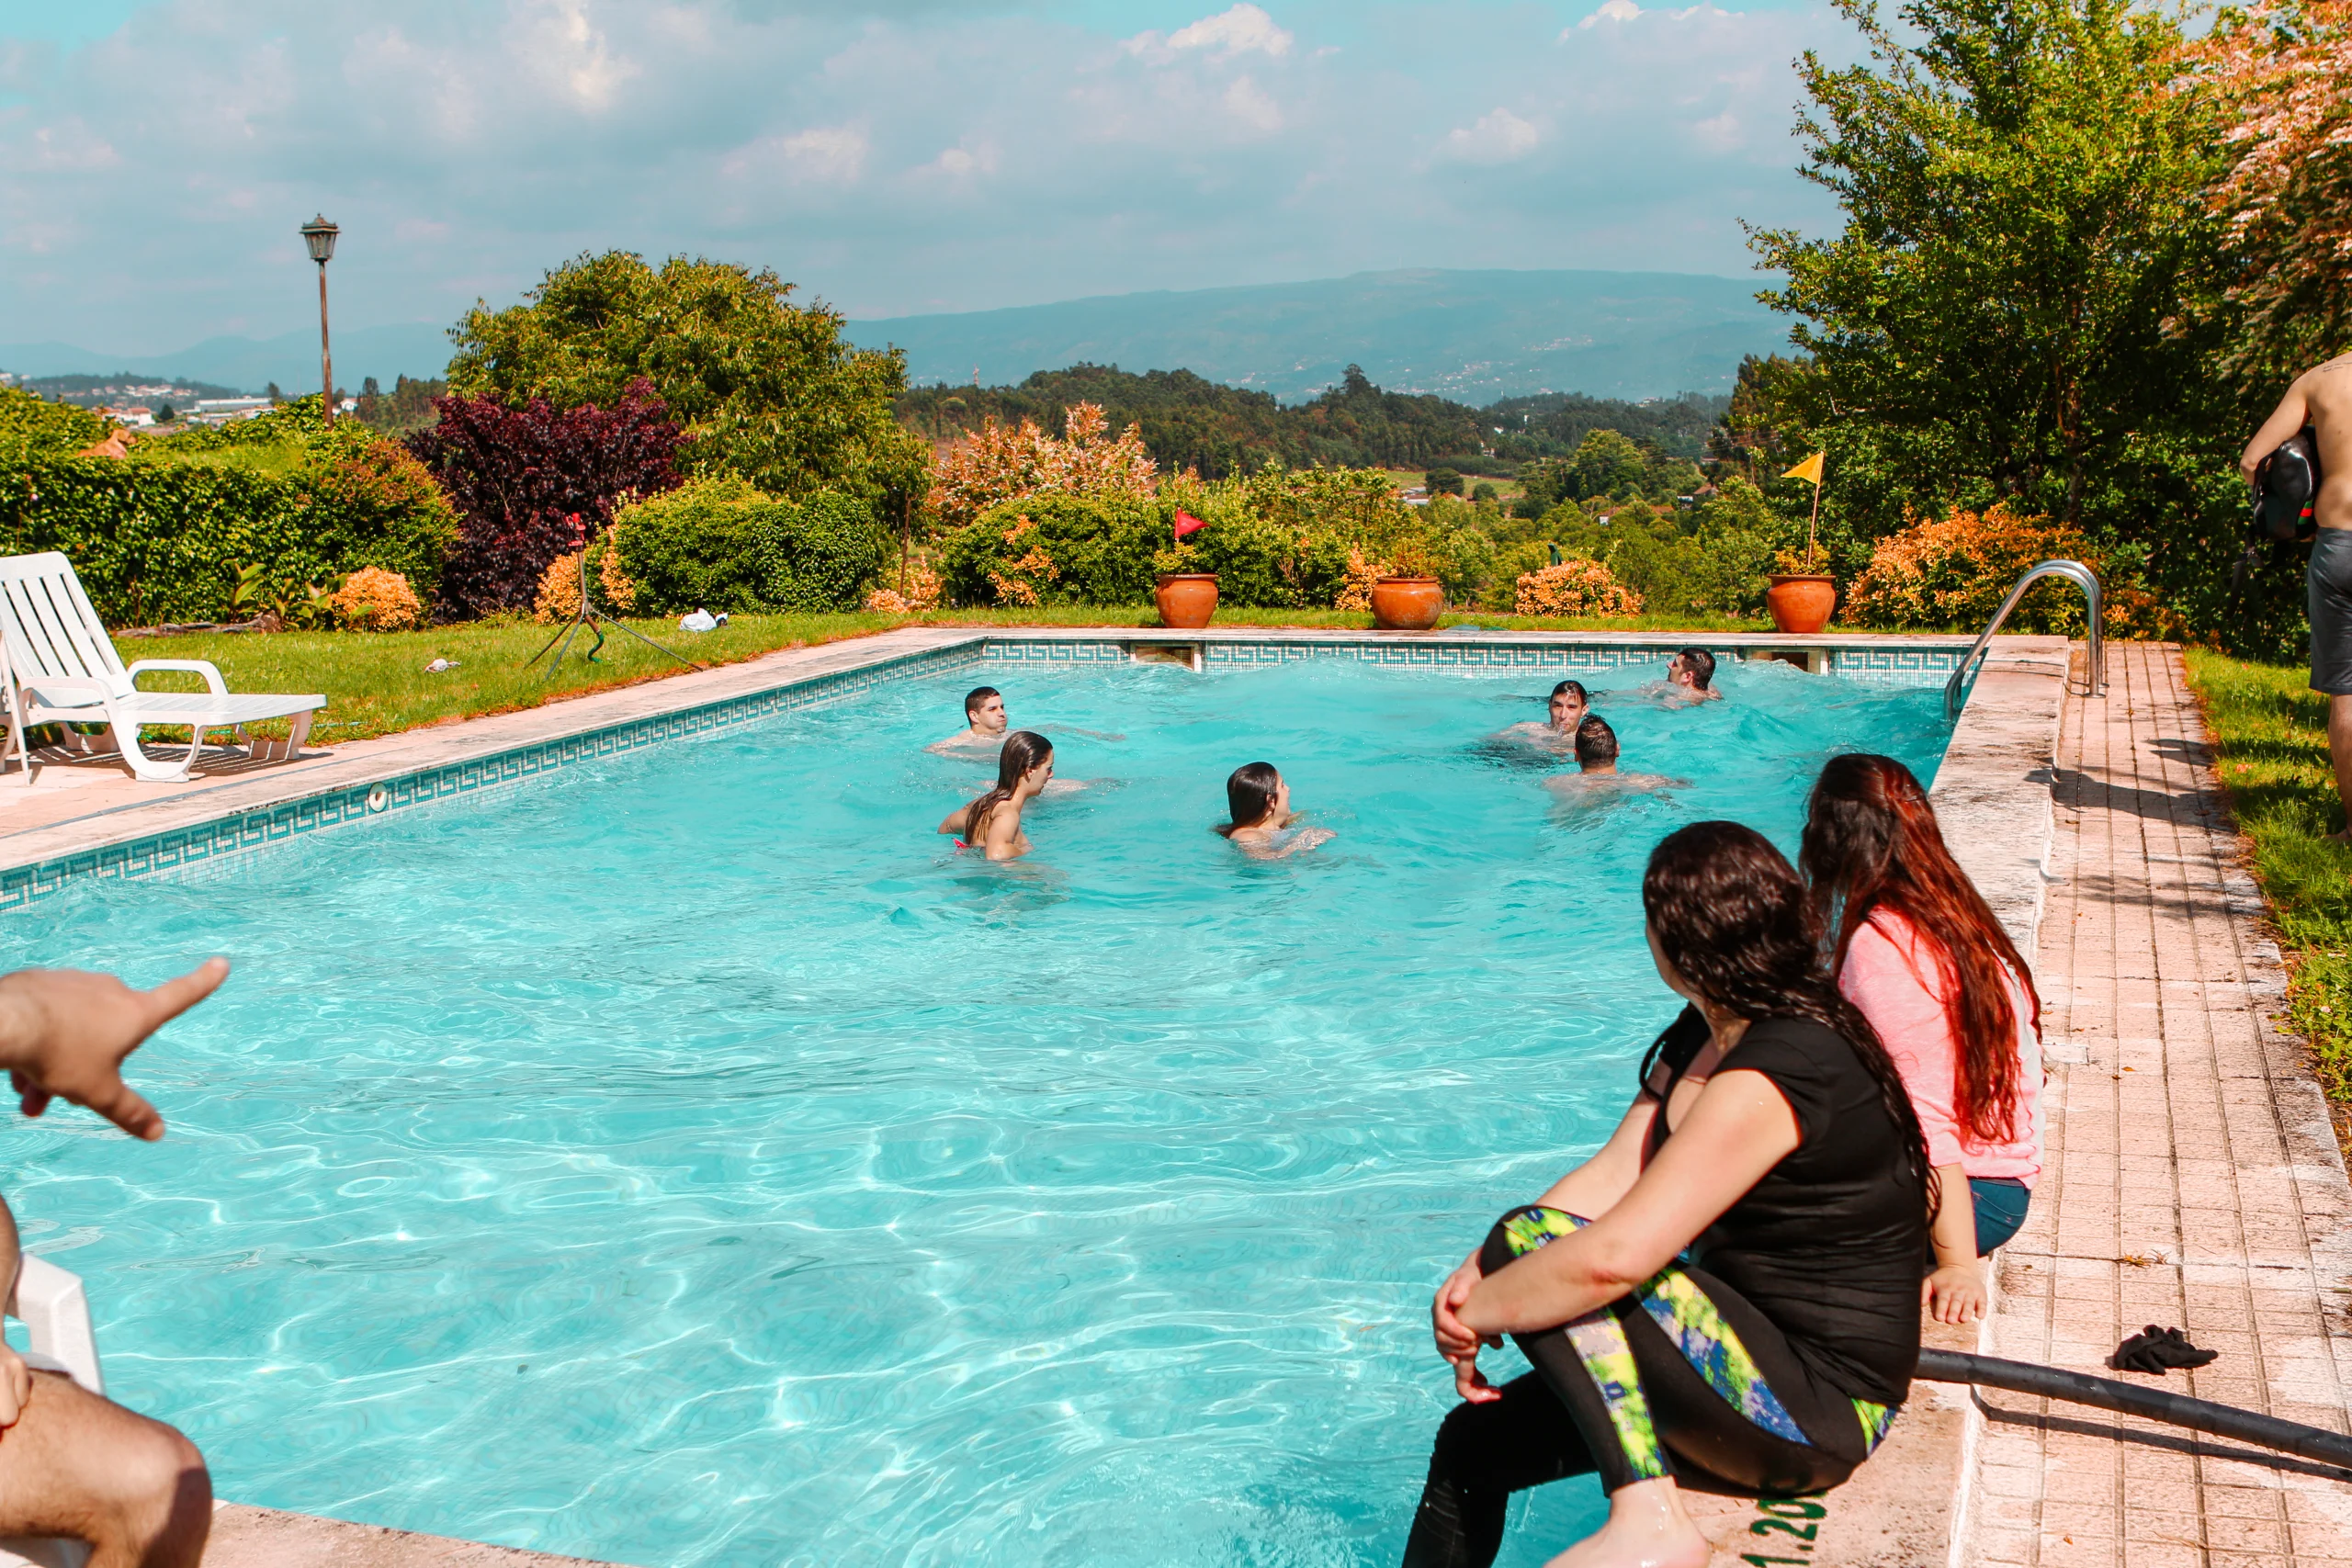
[{"xmin": 7, "ymin": 630, "xmax": 2348, "ymax": 1565}]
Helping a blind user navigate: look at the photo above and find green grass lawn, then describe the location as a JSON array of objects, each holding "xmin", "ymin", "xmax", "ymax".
[
  {"xmin": 2181, "ymin": 649, "xmax": 2352, "ymax": 1108},
  {"xmin": 114, "ymin": 605, "xmax": 1780, "ymax": 747}
]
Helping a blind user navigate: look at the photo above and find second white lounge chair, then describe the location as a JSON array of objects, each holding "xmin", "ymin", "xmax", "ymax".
[{"xmin": 0, "ymin": 551, "xmax": 325, "ymax": 784}]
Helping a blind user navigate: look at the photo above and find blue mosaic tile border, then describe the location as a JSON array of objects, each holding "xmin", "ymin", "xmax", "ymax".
[
  {"xmin": 0, "ymin": 639, "xmax": 987, "ymax": 915},
  {"xmin": 978, "ymin": 636, "xmax": 1964, "ymax": 687}
]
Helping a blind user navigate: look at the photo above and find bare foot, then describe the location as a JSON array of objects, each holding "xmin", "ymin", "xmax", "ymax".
[
  {"xmin": 2326, "ymin": 827, "xmax": 2352, "ymax": 843},
  {"xmin": 1544, "ymin": 1477, "xmax": 1712, "ymax": 1568}
]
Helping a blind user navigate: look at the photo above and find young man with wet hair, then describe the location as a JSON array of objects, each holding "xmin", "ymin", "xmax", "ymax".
[
  {"xmin": 929, "ymin": 687, "xmax": 1009, "ymax": 753},
  {"xmin": 2245, "ymin": 354, "xmax": 2352, "ymax": 838},
  {"xmin": 1545, "ymin": 716, "xmax": 1686, "ymax": 802},
  {"xmin": 1666, "ymin": 647, "xmax": 1721, "ymax": 703}
]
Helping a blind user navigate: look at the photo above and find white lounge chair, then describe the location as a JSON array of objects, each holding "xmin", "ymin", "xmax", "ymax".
[
  {"xmin": 0, "ymin": 1255, "xmax": 104, "ymax": 1568},
  {"xmin": 0, "ymin": 552, "xmax": 324, "ymax": 784}
]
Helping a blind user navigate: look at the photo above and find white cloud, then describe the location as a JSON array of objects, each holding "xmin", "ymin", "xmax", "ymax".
[
  {"xmin": 1439, "ymin": 107, "xmax": 1538, "ymax": 164},
  {"xmin": 1577, "ymin": 0, "xmax": 1645, "ymax": 28},
  {"xmin": 1129, "ymin": 4, "xmax": 1294, "ymax": 62},
  {"xmin": 1223, "ymin": 75, "xmax": 1283, "ymax": 133},
  {"xmin": 780, "ymin": 125, "xmax": 869, "ymax": 182},
  {"xmin": 521, "ymin": 0, "xmax": 639, "ymax": 110},
  {"xmin": 1691, "ymin": 109, "xmax": 1741, "ymax": 151}
]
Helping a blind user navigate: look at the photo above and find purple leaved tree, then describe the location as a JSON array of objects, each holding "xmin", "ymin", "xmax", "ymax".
[{"xmin": 408, "ymin": 378, "xmax": 684, "ymax": 618}]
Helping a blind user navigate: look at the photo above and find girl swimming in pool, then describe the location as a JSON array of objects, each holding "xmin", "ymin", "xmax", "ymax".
[
  {"xmin": 1216, "ymin": 762, "xmax": 1333, "ymax": 857},
  {"xmin": 937, "ymin": 731, "xmax": 1054, "ymax": 862}
]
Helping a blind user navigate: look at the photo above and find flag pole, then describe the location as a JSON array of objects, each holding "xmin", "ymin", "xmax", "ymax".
[{"xmin": 1807, "ymin": 482, "xmax": 1820, "ymax": 573}]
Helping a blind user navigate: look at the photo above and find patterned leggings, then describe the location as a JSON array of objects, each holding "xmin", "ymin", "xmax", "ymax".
[{"xmin": 1401, "ymin": 1207, "xmax": 1898, "ymax": 1568}]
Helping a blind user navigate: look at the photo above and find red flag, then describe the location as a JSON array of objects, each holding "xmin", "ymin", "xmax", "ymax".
[{"xmin": 1173, "ymin": 510, "xmax": 1208, "ymax": 539}]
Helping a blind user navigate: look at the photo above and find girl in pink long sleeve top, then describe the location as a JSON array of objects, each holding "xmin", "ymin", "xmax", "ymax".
[{"xmin": 1803, "ymin": 755, "xmax": 2044, "ymax": 1325}]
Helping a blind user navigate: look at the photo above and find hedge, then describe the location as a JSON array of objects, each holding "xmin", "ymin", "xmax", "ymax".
[
  {"xmin": 0, "ymin": 435, "xmax": 458, "ymax": 627},
  {"xmin": 611, "ymin": 477, "xmax": 886, "ymax": 615}
]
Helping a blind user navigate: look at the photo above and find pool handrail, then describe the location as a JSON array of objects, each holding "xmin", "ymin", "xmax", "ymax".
[{"xmin": 1945, "ymin": 559, "xmax": 2105, "ymax": 722}]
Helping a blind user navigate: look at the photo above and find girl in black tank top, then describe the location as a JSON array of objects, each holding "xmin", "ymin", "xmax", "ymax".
[{"xmin": 1407, "ymin": 823, "xmax": 1931, "ymax": 1568}]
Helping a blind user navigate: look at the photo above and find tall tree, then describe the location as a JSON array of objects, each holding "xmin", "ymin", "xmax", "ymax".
[
  {"xmin": 447, "ymin": 252, "xmax": 927, "ymax": 513},
  {"xmin": 1748, "ymin": 0, "xmax": 2232, "ymax": 531}
]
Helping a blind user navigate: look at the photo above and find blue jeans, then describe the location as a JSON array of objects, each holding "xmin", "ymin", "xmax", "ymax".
[{"xmin": 1971, "ymin": 1177, "xmax": 2030, "ymax": 1254}]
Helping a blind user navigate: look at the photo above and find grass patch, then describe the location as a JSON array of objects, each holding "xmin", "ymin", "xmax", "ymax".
[
  {"xmin": 2180, "ymin": 648, "xmax": 2352, "ymax": 1106},
  {"xmin": 113, "ymin": 604, "xmax": 1871, "ymax": 749}
]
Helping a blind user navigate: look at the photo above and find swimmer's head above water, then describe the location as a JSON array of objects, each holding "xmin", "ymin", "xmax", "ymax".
[
  {"xmin": 1574, "ymin": 715, "xmax": 1620, "ymax": 773},
  {"xmin": 1548, "ymin": 680, "xmax": 1590, "ymax": 731},
  {"xmin": 964, "ymin": 686, "xmax": 1007, "ymax": 736},
  {"xmin": 1219, "ymin": 761, "xmax": 1289, "ymax": 837},
  {"xmin": 1668, "ymin": 647, "xmax": 1717, "ymax": 694}
]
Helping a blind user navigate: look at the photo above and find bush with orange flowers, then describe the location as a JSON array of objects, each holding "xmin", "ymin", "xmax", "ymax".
[{"xmin": 1513, "ymin": 558, "xmax": 1644, "ymax": 618}]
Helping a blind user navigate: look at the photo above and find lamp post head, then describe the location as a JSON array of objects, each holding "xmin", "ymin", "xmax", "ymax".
[{"xmin": 300, "ymin": 215, "xmax": 339, "ymax": 265}]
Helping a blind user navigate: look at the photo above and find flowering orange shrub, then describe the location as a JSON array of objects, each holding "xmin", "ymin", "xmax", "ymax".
[
  {"xmin": 978, "ymin": 514, "xmax": 1063, "ymax": 607},
  {"xmin": 865, "ymin": 564, "xmax": 943, "ymax": 615},
  {"xmin": 326, "ymin": 567, "xmax": 424, "ymax": 632},
  {"xmin": 1333, "ymin": 547, "xmax": 1387, "ymax": 612},
  {"xmin": 928, "ymin": 401, "xmax": 1158, "ymax": 532},
  {"xmin": 1514, "ymin": 559, "xmax": 1643, "ymax": 618},
  {"xmin": 1847, "ymin": 505, "xmax": 2089, "ymax": 630},
  {"xmin": 531, "ymin": 546, "xmax": 637, "ymax": 623}
]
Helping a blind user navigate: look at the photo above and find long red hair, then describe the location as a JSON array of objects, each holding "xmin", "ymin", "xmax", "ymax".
[{"xmin": 1800, "ymin": 753, "xmax": 2041, "ymax": 1145}]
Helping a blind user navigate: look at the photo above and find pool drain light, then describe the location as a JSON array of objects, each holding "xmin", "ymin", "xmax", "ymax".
[{"xmin": 366, "ymin": 784, "xmax": 388, "ymax": 813}]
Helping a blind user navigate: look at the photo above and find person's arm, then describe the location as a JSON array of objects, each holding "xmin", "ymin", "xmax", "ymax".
[
  {"xmin": 2244, "ymin": 375, "xmax": 2313, "ymax": 483},
  {"xmin": 938, "ymin": 803, "xmax": 972, "ymax": 836},
  {"xmin": 1458, "ymin": 1068, "xmax": 1799, "ymax": 1338},
  {"xmin": 0, "ymin": 960, "xmax": 228, "ymax": 1140},
  {"xmin": 1925, "ymin": 1160, "xmax": 1985, "ymax": 1324},
  {"xmin": 1841, "ymin": 921, "xmax": 1981, "ymax": 1316},
  {"xmin": 980, "ymin": 802, "xmax": 1026, "ymax": 862}
]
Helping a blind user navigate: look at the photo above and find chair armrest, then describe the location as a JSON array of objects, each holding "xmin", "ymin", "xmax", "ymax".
[
  {"xmin": 5, "ymin": 1256, "xmax": 102, "ymax": 1396},
  {"xmin": 125, "ymin": 660, "xmax": 228, "ymax": 696},
  {"xmin": 16, "ymin": 675, "xmax": 109, "ymax": 712}
]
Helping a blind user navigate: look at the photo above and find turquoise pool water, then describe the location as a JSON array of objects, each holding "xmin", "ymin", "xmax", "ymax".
[{"xmin": 2, "ymin": 654, "xmax": 1951, "ymax": 1567}]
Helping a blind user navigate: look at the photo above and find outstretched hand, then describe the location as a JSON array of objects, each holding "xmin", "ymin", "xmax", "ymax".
[{"xmin": 0, "ymin": 959, "xmax": 228, "ymax": 1140}]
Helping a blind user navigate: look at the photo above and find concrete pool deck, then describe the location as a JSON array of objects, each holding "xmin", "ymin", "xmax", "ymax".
[{"xmin": 4, "ymin": 626, "xmax": 2345, "ymax": 1565}]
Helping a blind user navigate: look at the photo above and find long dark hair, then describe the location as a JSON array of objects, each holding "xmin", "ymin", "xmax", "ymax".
[
  {"xmin": 1644, "ymin": 821, "xmax": 1933, "ymax": 1204},
  {"xmin": 1801, "ymin": 753, "xmax": 2041, "ymax": 1145},
  {"xmin": 1219, "ymin": 761, "xmax": 1281, "ymax": 834},
  {"xmin": 964, "ymin": 731, "xmax": 1052, "ymax": 836}
]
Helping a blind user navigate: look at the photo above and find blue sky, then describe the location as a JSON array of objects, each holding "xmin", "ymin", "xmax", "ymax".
[{"xmin": 0, "ymin": 0, "xmax": 1853, "ymax": 354}]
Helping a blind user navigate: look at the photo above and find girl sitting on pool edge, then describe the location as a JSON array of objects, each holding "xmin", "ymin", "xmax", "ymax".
[
  {"xmin": 938, "ymin": 731, "xmax": 1054, "ymax": 861},
  {"xmin": 1217, "ymin": 762, "xmax": 1334, "ymax": 857}
]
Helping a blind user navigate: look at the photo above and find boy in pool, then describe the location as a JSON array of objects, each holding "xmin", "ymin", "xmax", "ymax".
[
  {"xmin": 928, "ymin": 687, "xmax": 1126, "ymax": 754},
  {"xmin": 1217, "ymin": 762, "xmax": 1334, "ymax": 858},
  {"xmin": 1545, "ymin": 716, "xmax": 1685, "ymax": 804},
  {"xmin": 1633, "ymin": 647, "xmax": 1723, "ymax": 707},
  {"xmin": 1497, "ymin": 681, "xmax": 1590, "ymax": 750},
  {"xmin": 928, "ymin": 687, "xmax": 1009, "ymax": 753}
]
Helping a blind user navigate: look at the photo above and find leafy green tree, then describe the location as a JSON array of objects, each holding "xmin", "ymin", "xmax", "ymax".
[
  {"xmin": 1748, "ymin": 0, "xmax": 2232, "ymax": 537},
  {"xmin": 1424, "ymin": 467, "xmax": 1464, "ymax": 496},
  {"xmin": 1566, "ymin": 430, "xmax": 1653, "ymax": 503},
  {"xmin": 447, "ymin": 251, "xmax": 927, "ymax": 512}
]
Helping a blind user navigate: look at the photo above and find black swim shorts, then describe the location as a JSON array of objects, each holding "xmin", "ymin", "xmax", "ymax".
[{"xmin": 2312, "ymin": 530, "xmax": 2352, "ymax": 695}]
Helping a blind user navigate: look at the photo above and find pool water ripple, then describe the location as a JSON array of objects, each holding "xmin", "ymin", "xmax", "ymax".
[{"xmin": 1, "ymin": 656, "xmax": 1949, "ymax": 1567}]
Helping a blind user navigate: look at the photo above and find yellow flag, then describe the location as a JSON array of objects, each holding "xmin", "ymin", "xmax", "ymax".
[{"xmin": 1782, "ymin": 450, "xmax": 1826, "ymax": 487}]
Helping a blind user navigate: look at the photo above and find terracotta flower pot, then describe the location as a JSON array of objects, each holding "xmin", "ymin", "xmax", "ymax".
[
  {"xmin": 1155, "ymin": 572, "xmax": 1219, "ymax": 629},
  {"xmin": 1371, "ymin": 576, "xmax": 1444, "ymax": 631},
  {"xmin": 1765, "ymin": 574, "xmax": 1837, "ymax": 635}
]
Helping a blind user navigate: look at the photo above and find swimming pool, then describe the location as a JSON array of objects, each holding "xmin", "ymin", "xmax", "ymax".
[{"xmin": 1, "ymin": 653, "xmax": 1953, "ymax": 1567}]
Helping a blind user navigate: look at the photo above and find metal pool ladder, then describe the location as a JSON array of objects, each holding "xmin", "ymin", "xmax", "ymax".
[{"xmin": 1944, "ymin": 558, "xmax": 2106, "ymax": 721}]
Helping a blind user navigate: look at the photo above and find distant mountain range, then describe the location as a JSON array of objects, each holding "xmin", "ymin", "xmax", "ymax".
[
  {"xmin": 845, "ymin": 268, "xmax": 1789, "ymax": 404},
  {"xmin": 3, "ymin": 268, "xmax": 1790, "ymax": 405},
  {"xmin": 0, "ymin": 323, "xmax": 453, "ymax": 399}
]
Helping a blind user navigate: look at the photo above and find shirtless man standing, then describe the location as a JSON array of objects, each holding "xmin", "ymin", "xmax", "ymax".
[{"xmin": 2245, "ymin": 355, "xmax": 2352, "ymax": 837}]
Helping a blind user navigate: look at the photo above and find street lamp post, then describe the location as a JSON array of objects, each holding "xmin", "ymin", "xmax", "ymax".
[{"xmin": 299, "ymin": 215, "xmax": 339, "ymax": 425}]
